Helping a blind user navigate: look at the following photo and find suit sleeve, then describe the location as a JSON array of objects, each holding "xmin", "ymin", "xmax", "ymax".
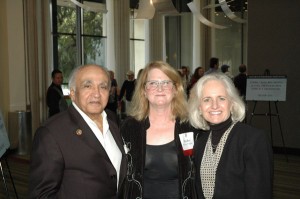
[
  {"xmin": 244, "ymin": 129, "xmax": 273, "ymax": 199},
  {"xmin": 118, "ymin": 81, "xmax": 127, "ymax": 101},
  {"xmin": 47, "ymin": 88, "xmax": 60, "ymax": 115},
  {"xmin": 29, "ymin": 127, "xmax": 64, "ymax": 199}
]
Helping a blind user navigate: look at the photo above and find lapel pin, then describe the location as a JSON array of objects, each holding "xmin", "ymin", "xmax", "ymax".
[{"xmin": 75, "ymin": 129, "xmax": 82, "ymax": 136}]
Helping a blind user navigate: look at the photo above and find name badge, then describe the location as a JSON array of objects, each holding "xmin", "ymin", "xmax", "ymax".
[{"xmin": 179, "ymin": 132, "xmax": 194, "ymax": 156}]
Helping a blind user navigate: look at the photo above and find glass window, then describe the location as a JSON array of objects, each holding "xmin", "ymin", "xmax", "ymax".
[
  {"xmin": 57, "ymin": 5, "xmax": 76, "ymax": 33},
  {"xmin": 214, "ymin": 1, "xmax": 248, "ymax": 75},
  {"xmin": 83, "ymin": 36, "xmax": 106, "ymax": 65},
  {"xmin": 57, "ymin": 34, "xmax": 77, "ymax": 78},
  {"xmin": 130, "ymin": 15, "xmax": 145, "ymax": 76},
  {"xmin": 52, "ymin": 0, "xmax": 107, "ymax": 86},
  {"xmin": 83, "ymin": 10, "xmax": 104, "ymax": 36}
]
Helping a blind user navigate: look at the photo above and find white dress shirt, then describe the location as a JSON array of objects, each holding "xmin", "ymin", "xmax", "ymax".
[{"xmin": 72, "ymin": 102, "xmax": 122, "ymax": 186}]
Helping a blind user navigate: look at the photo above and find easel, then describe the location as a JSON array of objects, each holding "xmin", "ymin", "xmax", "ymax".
[
  {"xmin": 0, "ymin": 150, "xmax": 19, "ymax": 199},
  {"xmin": 249, "ymin": 101, "xmax": 288, "ymax": 162},
  {"xmin": 246, "ymin": 75, "xmax": 288, "ymax": 161}
]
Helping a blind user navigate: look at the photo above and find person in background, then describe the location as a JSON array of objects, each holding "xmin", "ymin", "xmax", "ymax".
[
  {"xmin": 187, "ymin": 66, "xmax": 205, "ymax": 96},
  {"xmin": 188, "ymin": 72, "xmax": 273, "ymax": 199},
  {"xmin": 46, "ymin": 69, "xmax": 68, "ymax": 117},
  {"xmin": 106, "ymin": 70, "xmax": 118, "ymax": 113},
  {"xmin": 234, "ymin": 64, "xmax": 247, "ymax": 98},
  {"xmin": 29, "ymin": 64, "xmax": 127, "ymax": 199},
  {"xmin": 121, "ymin": 61, "xmax": 202, "ymax": 199},
  {"xmin": 221, "ymin": 64, "xmax": 234, "ymax": 79},
  {"xmin": 180, "ymin": 66, "xmax": 190, "ymax": 92},
  {"xmin": 204, "ymin": 57, "xmax": 219, "ymax": 75},
  {"xmin": 118, "ymin": 70, "xmax": 136, "ymax": 116}
]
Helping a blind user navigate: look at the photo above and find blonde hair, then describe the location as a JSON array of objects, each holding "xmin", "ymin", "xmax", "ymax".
[
  {"xmin": 188, "ymin": 72, "xmax": 245, "ymax": 130},
  {"xmin": 128, "ymin": 61, "xmax": 188, "ymax": 122}
]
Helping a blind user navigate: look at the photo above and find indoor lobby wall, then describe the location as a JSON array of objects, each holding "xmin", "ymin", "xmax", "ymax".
[
  {"xmin": 248, "ymin": 0, "xmax": 300, "ymax": 150},
  {"xmin": 0, "ymin": 0, "xmax": 27, "ymax": 124},
  {"xmin": 0, "ymin": 0, "xmax": 9, "ymax": 122}
]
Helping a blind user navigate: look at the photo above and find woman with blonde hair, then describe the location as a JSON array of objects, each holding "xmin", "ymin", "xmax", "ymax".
[
  {"xmin": 188, "ymin": 72, "xmax": 273, "ymax": 199},
  {"xmin": 121, "ymin": 61, "xmax": 202, "ymax": 199}
]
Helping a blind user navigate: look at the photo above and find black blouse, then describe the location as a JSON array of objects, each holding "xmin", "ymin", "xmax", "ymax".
[{"xmin": 144, "ymin": 140, "xmax": 179, "ymax": 199}]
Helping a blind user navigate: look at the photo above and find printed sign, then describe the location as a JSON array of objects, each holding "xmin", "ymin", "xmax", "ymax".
[
  {"xmin": 246, "ymin": 76, "xmax": 287, "ymax": 101},
  {"xmin": 0, "ymin": 110, "xmax": 10, "ymax": 158}
]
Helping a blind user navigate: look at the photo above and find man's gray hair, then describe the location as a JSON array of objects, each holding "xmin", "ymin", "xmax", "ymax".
[{"xmin": 68, "ymin": 64, "xmax": 111, "ymax": 92}]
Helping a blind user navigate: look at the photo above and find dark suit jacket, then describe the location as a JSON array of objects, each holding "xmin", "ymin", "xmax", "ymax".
[
  {"xmin": 194, "ymin": 122, "xmax": 273, "ymax": 199},
  {"xmin": 46, "ymin": 83, "xmax": 63, "ymax": 117},
  {"xmin": 29, "ymin": 105, "xmax": 127, "ymax": 199}
]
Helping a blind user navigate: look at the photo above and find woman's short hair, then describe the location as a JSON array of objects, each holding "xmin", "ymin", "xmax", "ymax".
[
  {"xmin": 188, "ymin": 72, "xmax": 245, "ymax": 130},
  {"xmin": 68, "ymin": 64, "xmax": 111, "ymax": 92},
  {"xmin": 128, "ymin": 61, "xmax": 188, "ymax": 122}
]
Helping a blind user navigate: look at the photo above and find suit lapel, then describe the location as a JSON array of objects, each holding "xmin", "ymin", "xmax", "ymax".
[
  {"xmin": 68, "ymin": 105, "xmax": 110, "ymax": 161},
  {"xmin": 107, "ymin": 118, "xmax": 124, "ymax": 153},
  {"xmin": 107, "ymin": 116, "xmax": 127, "ymax": 190},
  {"xmin": 69, "ymin": 105, "xmax": 127, "ymax": 189}
]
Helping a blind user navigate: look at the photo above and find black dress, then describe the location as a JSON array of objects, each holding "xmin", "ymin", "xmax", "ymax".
[{"xmin": 144, "ymin": 141, "xmax": 179, "ymax": 199}]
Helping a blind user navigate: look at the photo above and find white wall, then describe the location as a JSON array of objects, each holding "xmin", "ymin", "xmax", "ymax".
[{"xmin": 6, "ymin": 0, "xmax": 27, "ymax": 111}]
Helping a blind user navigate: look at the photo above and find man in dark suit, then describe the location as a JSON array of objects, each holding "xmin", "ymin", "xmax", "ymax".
[
  {"xmin": 46, "ymin": 69, "xmax": 68, "ymax": 117},
  {"xmin": 234, "ymin": 64, "xmax": 247, "ymax": 98},
  {"xmin": 29, "ymin": 64, "xmax": 127, "ymax": 199}
]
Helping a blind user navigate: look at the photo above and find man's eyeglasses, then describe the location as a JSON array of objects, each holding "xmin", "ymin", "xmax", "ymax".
[{"xmin": 145, "ymin": 80, "xmax": 174, "ymax": 91}]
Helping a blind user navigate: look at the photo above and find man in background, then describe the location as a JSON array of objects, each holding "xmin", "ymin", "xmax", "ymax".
[
  {"xmin": 205, "ymin": 57, "xmax": 219, "ymax": 75},
  {"xmin": 118, "ymin": 70, "xmax": 136, "ymax": 116},
  {"xmin": 234, "ymin": 64, "xmax": 247, "ymax": 98},
  {"xmin": 221, "ymin": 64, "xmax": 234, "ymax": 79},
  {"xmin": 46, "ymin": 69, "xmax": 68, "ymax": 117}
]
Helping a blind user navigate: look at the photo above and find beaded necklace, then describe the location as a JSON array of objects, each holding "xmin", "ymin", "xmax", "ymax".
[{"xmin": 200, "ymin": 122, "xmax": 236, "ymax": 199}]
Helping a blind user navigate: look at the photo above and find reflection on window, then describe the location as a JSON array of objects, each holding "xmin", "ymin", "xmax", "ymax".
[
  {"xmin": 83, "ymin": 10, "xmax": 104, "ymax": 36},
  {"xmin": 83, "ymin": 37, "xmax": 106, "ymax": 65}
]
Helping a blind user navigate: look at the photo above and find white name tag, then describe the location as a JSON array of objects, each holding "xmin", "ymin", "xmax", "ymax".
[{"xmin": 179, "ymin": 132, "xmax": 194, "ymax": 156}]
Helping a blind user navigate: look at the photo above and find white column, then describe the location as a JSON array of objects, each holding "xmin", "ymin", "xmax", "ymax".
[
  {"xmin": 147, "ymin": 14, "xmax": 164, "ymax": 61},
  {"xmin": 106, "ymin": 0, "xmax": 115, "ymax": 72},
  {"xmin": 192, "ymin": 0, "xmax": 202, "ymax": 70},
  {"xmin": 113, "ymin": 0, "xmax": 130, "ymax": 83}
]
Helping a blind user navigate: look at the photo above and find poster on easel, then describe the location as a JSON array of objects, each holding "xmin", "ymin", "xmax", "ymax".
[
  {"xmin": 0, "ymin": 110, "xmax": 10, "ymax": 158},
  {"xmin": 246, "ymin": 75, "xmax": 287, "ymax": 101}
]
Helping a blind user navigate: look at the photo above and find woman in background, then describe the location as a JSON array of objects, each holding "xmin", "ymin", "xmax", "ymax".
[{"xmin": 187, "ymin": 66, "xmax": 204, "ymax": 96}]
